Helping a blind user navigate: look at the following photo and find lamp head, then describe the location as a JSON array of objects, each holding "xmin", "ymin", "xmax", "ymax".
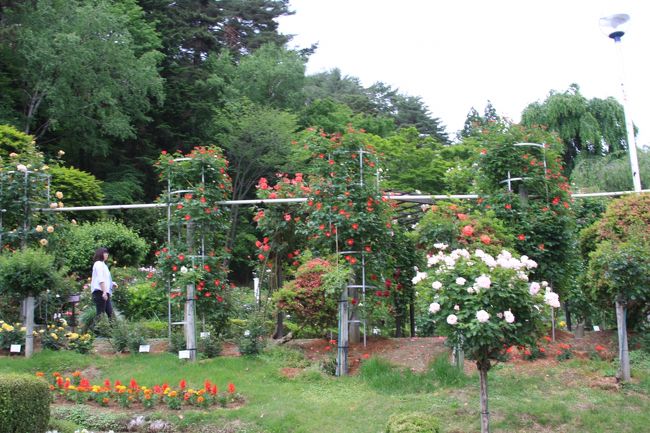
[{"xmin": 599, "ymin": 14, "xmax": 630, "ymax": 41}]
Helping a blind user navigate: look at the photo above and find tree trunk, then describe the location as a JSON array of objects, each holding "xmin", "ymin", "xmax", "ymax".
[
  {"xmin": 395, "ymin": 313, "xmax": 403, "ymax": 337},
  {"xmin": 564, "ymin": 300, "xmax": 572, "ymax": 332},
  {"xmin": 477, "ymin": 360, "xmax": 491, "ymax": 433},
  {"xmin": 273, "ymin": 311, "xmax": 284, "ymax": 339},
  {"xmin": 615, "ymin": 298, "xmax": 631, "ymax": 381},
  {"xmin": 25, "ymin": 295, "xmax": 35, "ymax": 358},
  {"xmin": 409, "ymin": 300, "xmax": 416, "ymax": 337},
  {"xmin": 272, "ymin": 256, "xmax": 284, "ymax": 339}
]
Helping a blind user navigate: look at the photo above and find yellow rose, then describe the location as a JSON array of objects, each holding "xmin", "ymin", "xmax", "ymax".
[
  {"xmin": 47, "ymin": 226, "xmax": 54, "ymax": 233},
  {"xmin": 50, "ymin": 333, "xmax": 58, "ymax": 340},
  {"xmin": 55, "ymin": 191, "xmax": 63, "ymax": 199},
  {"xmin": 39, "ymin": 239, "xmax": 48, "ymax": 247},
  {"xmin": 35, "ymin": 225, "xmax": 44, "ymax": 233}
]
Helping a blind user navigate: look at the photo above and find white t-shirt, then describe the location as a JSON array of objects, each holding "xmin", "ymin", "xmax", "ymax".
[{"xmin": 91, "ymin": 260, "xmax": 112, "ymax": 294}]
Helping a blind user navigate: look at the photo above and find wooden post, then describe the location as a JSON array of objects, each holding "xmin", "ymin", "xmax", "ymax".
[
  {"xmin": 185, "ymin": 284, "xmax": 197, "ymax": 362},
  {"xmin": 616, "ymin": 298, "xmax": 631, "ymax": 381},
  {"xmin": 336, "ymin": 286, "xmax": 349, "ymax": 376},
  {"xmin": 25, "ymin": 295, "xmax": 35, "ymax": 358}
]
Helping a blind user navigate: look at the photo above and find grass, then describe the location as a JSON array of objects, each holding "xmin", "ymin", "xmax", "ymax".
[{"xmin": 1, "ymin": 347, "xmax": 649, "ymax": 433}]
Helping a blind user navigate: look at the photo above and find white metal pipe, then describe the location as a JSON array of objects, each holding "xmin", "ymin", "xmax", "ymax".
[
  {"xmin": 34, "ymin": 189, "xmax": 650, "ymax": 213},
  {"xmin": 613, "ymin": 37, "xmax": 643, "ymax": 192}
]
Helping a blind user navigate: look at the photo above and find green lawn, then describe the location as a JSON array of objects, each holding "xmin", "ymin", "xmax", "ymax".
[{"xmin": 1, "ymin": 348, "xmax": 649, "ymax": 433}]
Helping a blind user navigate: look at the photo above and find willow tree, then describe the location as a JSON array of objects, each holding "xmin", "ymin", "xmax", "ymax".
[{"xmin": 521, "ymin": 84, "xmax": 628, "ymax": 171}]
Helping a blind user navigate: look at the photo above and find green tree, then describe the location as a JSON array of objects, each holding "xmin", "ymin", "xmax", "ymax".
[
  {"xmin": 0, "ymin": 0, "xmax": 163, "ymax": 153},
  {"xmin": 375, "ymin": 127, "xmax": 448, "ymax": 193},
  {"xmin": 137, "ymin": 0, "xmax": 291, "ymax": 150},
  {"xmin": 232, "ymin": 43, "xmax": 306, "ymax": 111},
  {"xmin": 571, "ymin": 150, "xmax": 649, "ymax": 192},
  {"xmin": 521, "ymin": 84, "xmax": 628, "ymax": 170},
  {"xmin": 215, "ymin": 100, "xmax": 297, "ymax": 247},
  {"xmin": 460, "ymin": 101, "xmax": 502, "ymax": 138}
]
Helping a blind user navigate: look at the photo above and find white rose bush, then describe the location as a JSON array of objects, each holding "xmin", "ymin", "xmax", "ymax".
[{"xmin": 416, "ymin": 245, "xmax": 560, "ymax": 433}]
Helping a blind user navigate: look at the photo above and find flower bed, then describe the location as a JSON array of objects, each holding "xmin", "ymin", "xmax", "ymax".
[{"xmin": 37, "ymin": 371, "xmax": 243, "ymax": 410}]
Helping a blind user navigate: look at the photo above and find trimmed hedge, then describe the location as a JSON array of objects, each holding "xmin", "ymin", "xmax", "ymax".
[
  {"xmin": 386, "ymin": 412, "xmax": 440, "ymax": 433},
  {"xmin": 0, "ymin": 373, "xmax": 50, "ymax": 433}
]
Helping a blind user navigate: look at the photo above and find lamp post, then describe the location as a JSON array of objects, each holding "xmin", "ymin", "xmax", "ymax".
[{"xmin": 599, "ymin": 13, "xmax": 642, "ymax": 192}]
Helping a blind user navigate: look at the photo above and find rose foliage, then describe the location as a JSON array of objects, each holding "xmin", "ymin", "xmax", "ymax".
[{"xmin": 153, "ymin": 146, "xmax": 232, "ymax": 320}]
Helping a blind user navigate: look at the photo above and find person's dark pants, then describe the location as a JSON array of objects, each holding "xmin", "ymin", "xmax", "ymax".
[{"xmin": 92, "ymin": 290, "xmax": 113, "ymax": 319}]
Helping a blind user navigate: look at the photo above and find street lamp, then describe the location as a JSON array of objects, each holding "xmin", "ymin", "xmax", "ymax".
[{"xmin": 599, "ymin": 13, "xmax": 642, "ymax": 192}]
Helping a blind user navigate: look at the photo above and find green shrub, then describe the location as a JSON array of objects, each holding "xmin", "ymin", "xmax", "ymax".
[
  {"xmin": 48, "ymin": 165, "xmax": 104, "ymax": 217},
  {"xmin": 198, "ymin": 326, "xmax": 223, "ymax": 359},
  {"xmin": 385, "ymin": 412, "xmax": 440, "ymax": 433},
  {"xmin": 117, "ymin": 281, "xmax": 168, "ymax": 321},
  {"xmin": 46, "ymin": 418, "xmax": 81, "ymax": 433},
  {"xmin": 58, "ymin": 220, "xmax": 148, "ymax": 275},
  {"xmin": 50, "ymin": 405, "xmax": 128, "ymax": 431},
  {"xmin": 236, "ymin": 314, "xmax": 268, "ymax": 356},
  {"xmin": 168, "ymin": 331, "xmax": 185, "ymax": 353},
  {"xmin": 0, "ymin": 248, "xmax": 65, "ymax": 298},
  {"xmin": 109, "ymin": 320, "xmax": 147, "ymax": 353},
  {"xmin": 0, "ymin": 373, "xmax": 50, "ymax": 433},
  {"xmin": 273, "ymin": 258, "xmax": 350, "ymax": 331},
  {"xmin": 139, "ymin": 320, "xmax": 168, "ymax": 338},
  {"xmin": 0, "ymin": 320, "xmax": 25, "ymax": 350}
]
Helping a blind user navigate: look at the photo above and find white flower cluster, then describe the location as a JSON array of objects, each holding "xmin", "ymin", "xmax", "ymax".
[
  {"xmin": 544, "ymin": 288, "xmax": 561, "ymax": 308},
  {"xmin": 411, "ymin": 269, "xmax": 428, "ymax": 284}
]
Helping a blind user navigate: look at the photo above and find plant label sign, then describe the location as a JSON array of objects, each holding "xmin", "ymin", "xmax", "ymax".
[
  {"xmin": 200, "ymin": 332, "xmax": 210, "ymax": 339},
  {"xmin": 139, "ymin": 344, "xmax": 150, "ymax": 353},
  {"xmin": 178, "ymin": 350, "xmax": 191, "ymax": 359},
  {"xmin": 593, "ymin": 325, "xmax": 601, "ymax": 332},
  {"xmin": 10, "ymin": 344, "xmax": 21, "ymax": 353}
]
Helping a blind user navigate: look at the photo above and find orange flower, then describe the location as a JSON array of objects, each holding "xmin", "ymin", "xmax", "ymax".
[
  {"xmin": 35, "ymin": 372, "xmax": 45, "ymax": 377},
  {"xmin": 227, "ymin": 383, "xmax": 236, "ymax": 394}
]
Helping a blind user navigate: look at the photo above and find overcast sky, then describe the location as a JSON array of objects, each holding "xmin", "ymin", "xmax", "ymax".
[{"xmin": 277, "ymin": 0, "xmax": 650, "ymax": 147}]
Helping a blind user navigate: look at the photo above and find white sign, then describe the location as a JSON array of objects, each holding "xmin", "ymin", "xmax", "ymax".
[
  {"xmin": 200, "ymin": 332, "xmax": 210, "ymax": 339},
  {"xmin": 10, "ymin": 344, "xmax": 21, "ymax": 353},
  {"xmin": 178, "ymin": 350, "xmax": 191, "ymax": 359},
  {"xmin": 139, "ymin": 344, "xmax": 150, "ymax": 353},
  {"xmin": 593, "ymin": 325, "xmax": 601, "ymax": 332}
]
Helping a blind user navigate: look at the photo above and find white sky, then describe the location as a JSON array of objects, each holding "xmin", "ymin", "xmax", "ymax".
[{"xmin": 278, "ymin": 0, "xmax": 650, "ymax": 147}]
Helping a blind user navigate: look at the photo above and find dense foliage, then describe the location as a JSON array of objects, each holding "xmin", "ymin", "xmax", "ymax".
[
  {"xmin": 56, "ymin": 220, "xmax": 148, "ymax": 275},
  {"xmin": 0, "ymin": 248, "xmax": 64, "ymax": 298},
  {"xmin": 274, "ymin": 258, "xmax": 350, "ymax": 331},
  {"xmin": 0, "ymin": 373, "xmax": 50, "ymax": 433}
]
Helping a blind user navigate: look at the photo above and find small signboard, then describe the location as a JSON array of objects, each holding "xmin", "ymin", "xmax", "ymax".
[
  {"xmin": 178, "ymin": 350, "xmax": 191, "ymax": 359},
  {"xmin": 10, "ymin": 344, "xmax": 21, "ymax": 353},
  {"xmin": 593, "ymin": 325, "xmax": 601, "ymax": 332},
  {"xmin": 200, "ymin": 331, "xmax": 210, "ymax": 339},
  {"xmin": 139, "ymin": 344, "xmax": 150, "ymax": 353}
]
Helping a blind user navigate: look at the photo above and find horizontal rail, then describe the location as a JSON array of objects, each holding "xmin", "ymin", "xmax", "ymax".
[{"xmin": 34, "ymin": 190, "xmax": 650, "ymax": 212}]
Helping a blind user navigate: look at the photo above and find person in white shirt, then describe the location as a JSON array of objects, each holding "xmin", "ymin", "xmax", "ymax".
[{"xmin": 91, "ymin": 247, "xmax": 118, "ymax": 319}]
